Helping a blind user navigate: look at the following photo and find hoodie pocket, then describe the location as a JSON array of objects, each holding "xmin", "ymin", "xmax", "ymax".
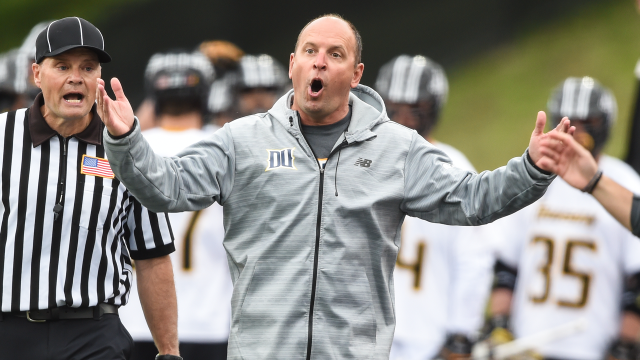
[
  {"xmin": 238, "ymin": 261, "xmax": 310, "ymax": 359},
  {"xmin": 312, "ymin": 264, "xmax": 377, "ymax": 359}
]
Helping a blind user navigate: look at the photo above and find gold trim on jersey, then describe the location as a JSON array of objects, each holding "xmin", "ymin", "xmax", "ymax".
[
  {"xmin": 181, "ymin": 210, "xmax": 204, "ymax": 272},
  {"xmin": 557, "ymin": 240, "xmax": 596, "ymax": 308},
  {"xmin": 528, "ymin": 236, "xmax": 597, "ymax": 309},
  {"xmin": 530, "ymin": 236, "xmax": 554, "ymax": 304},
  {"xmin": 537, "ymin": 205, "xmax": 595, "ymax": 225},
  {"xmin": 396, "ymin": 226, "xmax": 427, "ymax": 291}
]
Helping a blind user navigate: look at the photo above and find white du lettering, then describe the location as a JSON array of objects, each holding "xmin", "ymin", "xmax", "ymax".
[{"xmin": 266, "ymin": 148, "xmax": 296, "ymax": 171}]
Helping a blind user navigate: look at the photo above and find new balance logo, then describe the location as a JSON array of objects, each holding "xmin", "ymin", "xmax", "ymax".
[
  {"xmin": 266, "ymin": 148, "xmax": 297, "ymax": 171},
  {"xmin": 354, "ymin": 158, "xmax": 372, "ymax": 168}
]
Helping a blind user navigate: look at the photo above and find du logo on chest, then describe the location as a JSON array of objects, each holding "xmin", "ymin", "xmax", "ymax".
[{"xmin": 265, "ymin": 147, "xmax": 297, "ymax": 171}]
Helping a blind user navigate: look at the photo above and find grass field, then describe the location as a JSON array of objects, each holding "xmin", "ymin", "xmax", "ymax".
[{"xmin": 434, "ymin": 0, "xmax": 640, "ymax": 171}]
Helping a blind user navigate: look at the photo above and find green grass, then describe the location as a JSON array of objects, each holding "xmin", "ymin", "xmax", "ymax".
[
  {"xmin": 0, "ymin": 0, "xmax": 148, "ymax": 53},
  {"xmin": 434, "ymin": 0, "xmax": 640, "ymax": 171}
]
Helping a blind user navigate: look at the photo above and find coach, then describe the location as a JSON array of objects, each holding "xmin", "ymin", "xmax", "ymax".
[
  {"xmin": 0, "ymin": 17, "xmax": 181, "ymax": 360},
  {"xmin": 100, "ymin": 15, "xmax": 571, "ymax": 360}
]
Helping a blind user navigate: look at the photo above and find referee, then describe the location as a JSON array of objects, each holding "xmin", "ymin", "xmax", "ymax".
[{"xmin": 0, "ymin": 17, "xmax": 181, "ymax": 360}]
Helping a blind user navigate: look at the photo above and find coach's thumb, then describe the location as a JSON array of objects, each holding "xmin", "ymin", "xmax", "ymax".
[
  {"xmin": 111, "ymin": 78, "xmax": 128, "ymax": 102},
  {"xmin": 533, "ymin": 111, "xmax": 546, "ymax": 136}
]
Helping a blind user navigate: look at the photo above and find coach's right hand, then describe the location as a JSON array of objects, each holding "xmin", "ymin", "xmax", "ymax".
[{"xmin": 97, "ymin": 78, "xmax": 135, "ymax": 136}]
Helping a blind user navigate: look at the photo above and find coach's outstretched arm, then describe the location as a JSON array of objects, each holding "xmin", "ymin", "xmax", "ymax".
[
  {"xmin": 97, "ymin": 78, "xmax": 234, "ymax": 212},
  {"xmin": 540, "ymin": 131, "xmax": 640, "ymax": 236},
  {"xmin": 402, "ymin": 112, "xmax": 574, "ymax": 225}
]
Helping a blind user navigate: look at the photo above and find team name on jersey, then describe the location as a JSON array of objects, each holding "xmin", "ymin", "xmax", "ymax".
[
  {"xmin": 537, "ymin": 205, "xmax": 595, "ymax": 225},
  {"xmin": 266, "ymin": 148, "xmax": 296, "ymax": 171}
]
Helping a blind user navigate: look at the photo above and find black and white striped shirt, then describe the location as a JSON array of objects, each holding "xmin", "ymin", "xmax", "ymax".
[{"xmin": 0, "ymin": 94, "xmax": 174, "ymax": 312}]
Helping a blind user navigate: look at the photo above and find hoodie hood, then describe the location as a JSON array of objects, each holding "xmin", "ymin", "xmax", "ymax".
[{"xmin": 268, "ymin": 84, "xmax": 390, "ymax": 144}]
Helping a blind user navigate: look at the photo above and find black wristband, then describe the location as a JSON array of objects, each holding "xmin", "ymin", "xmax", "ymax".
[
  {"xmin": 107, "ymin": 117, "xmax": 138, "ymax": 140},
  {"xmin": 631, "ymin": 196, "xmax": 640, "ymax": 238},
  {"xmin": 526, "ymin": 149, "xmax": 552, "ymax": 176},
  {"xmin": 156, "ymin": 355, "xmax": 183, "ymax": 360},
  {"xmin": 581, "ymin": 170, "xmax": 603, "ymax": 194}
]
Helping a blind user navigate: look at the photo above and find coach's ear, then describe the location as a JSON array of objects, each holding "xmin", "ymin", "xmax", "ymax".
[{"xmin": 289, "ymin": 53, "xmax": 295, "ymax": 79}]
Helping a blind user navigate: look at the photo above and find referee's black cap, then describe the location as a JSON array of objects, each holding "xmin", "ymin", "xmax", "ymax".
[{"xmin": 35, "ymin": 17, "xmax": 111, "ymax": 64}]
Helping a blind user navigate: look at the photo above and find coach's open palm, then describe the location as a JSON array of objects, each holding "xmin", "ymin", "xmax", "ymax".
[
  {"xmin": 528, "ymin": 111, "xmax": 573, "ymax": 172},
  {"xmin": 97, "ymin": 78, "xmax": 135, "ymax": 136}
]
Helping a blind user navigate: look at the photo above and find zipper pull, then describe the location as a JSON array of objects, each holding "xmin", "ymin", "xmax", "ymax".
[{"xmin": 53, "ymin": 203, "xmax": 63, "ymax": 220}]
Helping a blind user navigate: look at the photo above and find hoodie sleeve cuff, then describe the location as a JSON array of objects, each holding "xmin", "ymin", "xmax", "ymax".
[
  {"xmin": 526, "ymin": 149, "xmax": 552, "ymax": 176},
  {"xmin": 107, "ymin": 117, "xmax": 138, "ymax": 140}
]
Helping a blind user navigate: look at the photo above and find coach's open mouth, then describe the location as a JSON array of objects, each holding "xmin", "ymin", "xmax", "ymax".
[
  {"xmin": 63, "ymin": 92, "xmax": 84, "ymax": 104},
  {"xmin": 310, "ymin": 78, "xmax": 323, "ymax": 96}
]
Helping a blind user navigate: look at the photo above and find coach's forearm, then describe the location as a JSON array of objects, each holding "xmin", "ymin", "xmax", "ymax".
[
  {"xmin": 591, "ymin": 175, "xmax": 633, "ymax": 232},
  {"xmin": 136, "ymin": 256, "xmax": 179, "ymax": 356}
]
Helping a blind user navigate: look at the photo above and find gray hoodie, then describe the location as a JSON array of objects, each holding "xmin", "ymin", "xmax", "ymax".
[{"xmin": 104, "ymin": 85, "xmax": 554, "ymax": 359}]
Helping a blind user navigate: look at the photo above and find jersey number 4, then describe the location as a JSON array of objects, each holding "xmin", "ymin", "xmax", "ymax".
[
  {"xmin": 530, "ymin": 236, "xmax": 596, "ymax": 308},
  {"xmin": 396, "ymin": 236, "xmax": 427, "ymax": 291}
]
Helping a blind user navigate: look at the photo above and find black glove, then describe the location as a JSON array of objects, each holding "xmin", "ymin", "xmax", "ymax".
[
  {"xmin": 607, "ymin": 339, "xmax": 640, "ymax": 360},
  {"xmin": 434, "ymin": 333, "xmax": 473, "ymax": 360},
  {"xmin": 156, "ymin": 355, "xmax": 183, "ymax": 360}
]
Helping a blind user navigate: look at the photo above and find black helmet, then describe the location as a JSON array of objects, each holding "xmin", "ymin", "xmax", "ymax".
[
  {"xmin": 375, "ymin": 55, "xmax": 448, "ymax": 136},
  {"xmin": 144, "ymin": 50, "xmax": 215, "ymax": 116},
  {"xmin": 237, "ymin": 54, "xmax": 288, "ymax": 92},
  {"xmin": 547, "ymin": 77, "xmax": 616, "ymax": 156}
]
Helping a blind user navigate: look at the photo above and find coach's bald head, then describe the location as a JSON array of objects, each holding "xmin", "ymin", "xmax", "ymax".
[{"xmin": 289, "ymin": 15, "xmax": 364, "ymax": 125}]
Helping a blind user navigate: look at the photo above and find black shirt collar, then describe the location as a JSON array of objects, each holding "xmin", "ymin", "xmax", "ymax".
[{"xmin": 28, "ymin": 92, "xmax": 103, "ymax": 148}]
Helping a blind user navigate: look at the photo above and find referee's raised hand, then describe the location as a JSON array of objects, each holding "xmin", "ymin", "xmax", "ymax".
[{"xmin": 97, "ymin": 77, "xmax": 135, "ymax": 136}]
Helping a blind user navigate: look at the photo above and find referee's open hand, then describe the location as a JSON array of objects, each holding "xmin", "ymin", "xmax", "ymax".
[{"xmin": 97, "ymin": 78, "xmax": 135, "ymax": 137}]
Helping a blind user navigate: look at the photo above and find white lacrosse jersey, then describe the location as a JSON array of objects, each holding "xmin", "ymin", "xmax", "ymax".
[
  {"xmin": 119, "ymin": 125, "xmax": 233, "ymax": 343},
  {"xmin": 390, "ymin": 142, "xmax": 493, "ymax": 360},
  {"xmin": 495, "ymin": 155, "xmax": 640, "ymax": 359}
]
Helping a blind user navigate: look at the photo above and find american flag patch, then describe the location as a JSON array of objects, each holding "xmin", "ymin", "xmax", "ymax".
[{"xmin": 81, "ymin": 155, "xmax": 114, "ymax": 179}]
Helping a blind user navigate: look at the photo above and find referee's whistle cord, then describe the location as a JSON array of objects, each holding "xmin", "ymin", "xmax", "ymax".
[{"xmin": 54, "ymin": 136, "xmax": 69, "ymax": 221}]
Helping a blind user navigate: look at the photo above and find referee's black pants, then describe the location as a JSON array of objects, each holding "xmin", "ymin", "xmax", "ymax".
[
  {"xmin": 131, "ymin": 340, "xmax": 228, "ymax": 360},
  {"xmin": 0, "ymin": 313, "xmax": 134, "ymax": 359}
]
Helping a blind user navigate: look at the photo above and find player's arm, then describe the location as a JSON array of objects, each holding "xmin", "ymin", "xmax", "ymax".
[
  {"xmin": 608, "ymin": 272, "xmax": 640, "ymax": 360},
  {"xmin": 401, "ymin": 113, "xmax": 571, "ymax": 226},
  {"xmin": 97, "ymin": 78, "xmax": 236, "ymax": 213},
  {"xmin": 481, "ymin": 260, "xmax": 518, "ymax": 345},
  {"xmin": 540, "ymin": 131, "xmax": 638, "ymax": 235}
]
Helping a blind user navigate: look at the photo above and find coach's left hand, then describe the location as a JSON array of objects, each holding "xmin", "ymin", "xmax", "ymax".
[
  {"xmin": 528, "ymin": 111, "xmax": 574, "ymax": 172},
  {"xmin": 96, "ymin": 77, "xmax": 136, "ymax": 137}
]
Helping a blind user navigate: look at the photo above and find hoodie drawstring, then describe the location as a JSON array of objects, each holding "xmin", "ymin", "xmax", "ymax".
[
  {"xmin": 334, "ymin": 132, "xmax": 347, "ymax": 197},
  {"xmin": 289, "ymin": 116, "xmax": 293, "ymax": 127},
  {"xmin": 334, "ymin": 147, "xmax": 342, "ymax": 197}
]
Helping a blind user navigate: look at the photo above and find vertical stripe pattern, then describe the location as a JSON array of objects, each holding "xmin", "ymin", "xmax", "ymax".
[
  {"xmin": 0, "ymin": 109, "xmax": 174, "ymax": 311},
  {"xmin": 550, "ymin": 76, "xmax": 617, "ymax": 126},
  {"xmin": 376, "ymin": 54, "xmax": 449, "ymax": 107},
  {"xmin": 239, "ymin": 54, "xmax": 287, "ymax": 89}
]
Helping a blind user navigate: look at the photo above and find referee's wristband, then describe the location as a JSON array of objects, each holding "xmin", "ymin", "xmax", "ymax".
[
  {"xmin": 581, "ymin": 170, "xmax": 603, "ymax": 194},
  {"xmin": 156, "ymin": 355, "xmax": 183, "ymax": 360}
]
